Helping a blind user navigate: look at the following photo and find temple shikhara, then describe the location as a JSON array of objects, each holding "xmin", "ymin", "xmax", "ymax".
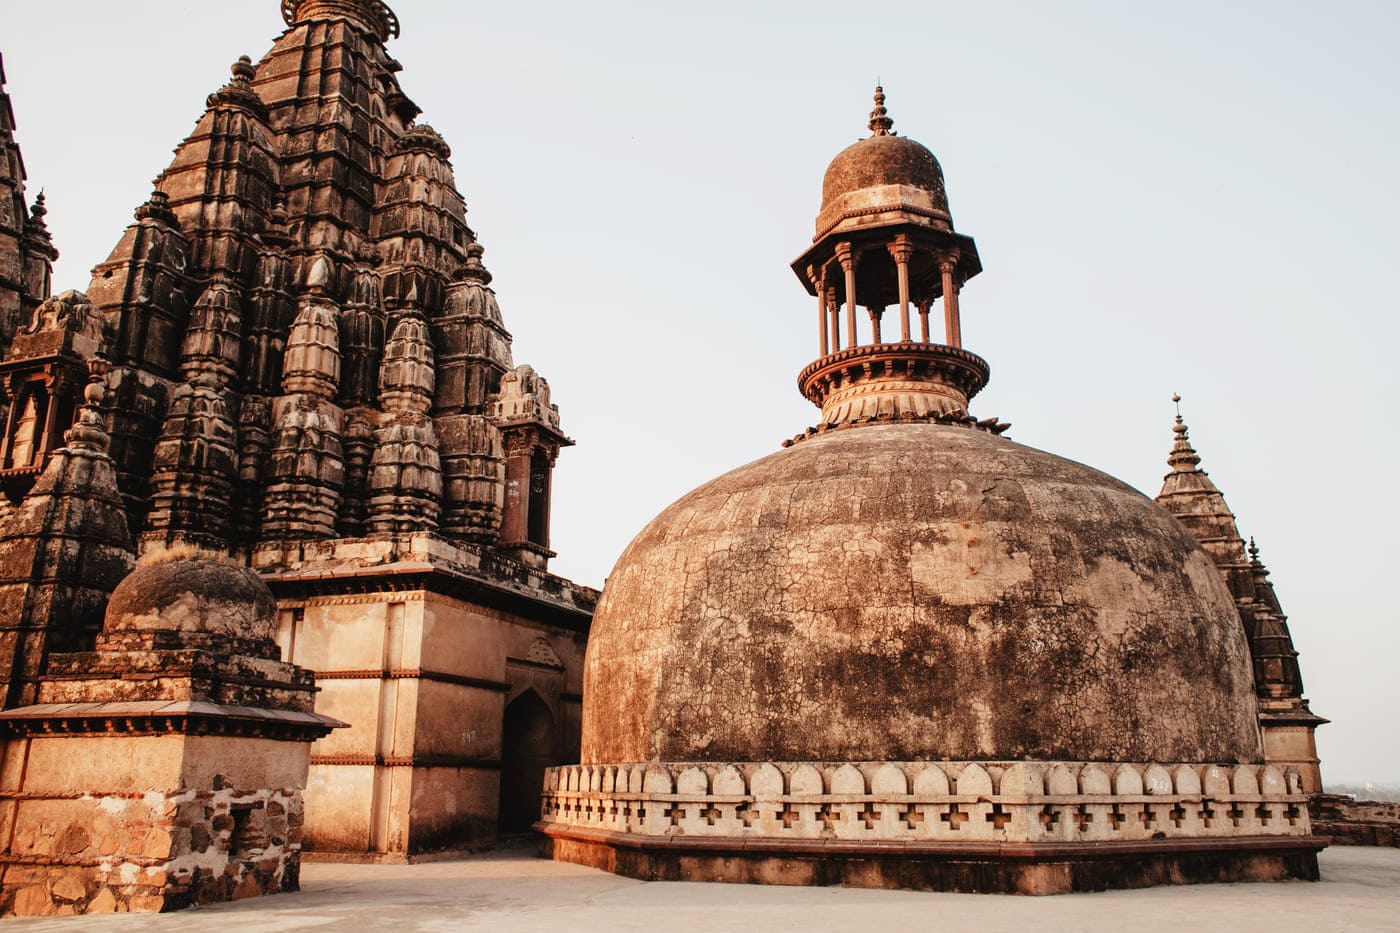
[
  {"xmin": 0, "ymin": 0, "xmax": 595, "ymax": 915},
  {"xmin": 0, "ymin": 0, "xmax": 1330, "ymax": 917}
]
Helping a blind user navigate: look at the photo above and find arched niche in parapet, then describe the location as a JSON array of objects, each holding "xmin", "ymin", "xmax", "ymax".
[
  {"xmin": 1113, "ymin": 765, "xmax": 1145, "ymax": 796},
  {"xmin": 713, "ymin": 766, "xmax": 745, "ymax": 796},
  {"xmin": 642, "ymin": 767, "xmax": 673, "ymax": 795},
  {"xmin": 871, "ymin": 764, "xmax": 908, "ymax": 796},
  {"xmin": 1143, "ymin": 764, "xmax": 1173, "ymax": 795},
  {"xmin": 1173, "ymin": 765, "xmax": 1203, "ymax": 796},
  {"xmin": 1231, "ymin": 765, "xmax": 1261, "ymax": 796},
  {"xmin": 997, "ymin": 763, "xmax": 1042, "ymax": 800},
  {"xmin": 790, "ymin": 764, "xmax": 824, "ymax": 796},
  {"xmin": 1079, "ymin": 764, "xmax": 1112, "ymax": 796},
  {"xmin": 677, "ymin": 767, "xmax": 708, "ymax": 797},
  {"xmin": 912, "ymin": 765, "xmax": 950, "ymax": 796},
  {"xmin": 831, "ymin": 764, "xmax": 865, "ymax": 795},
  {"xmin": 750, "ymin": 764, "xmax": 784, "ymax": 799},
  {"xmin": 956, "ymin": 763, "xmax": 992, "ymax": 797},
  {"xmin": 1260, "ymin": 766, "xmax": 1287, "ymax": 797},
  {"xmin": 496, "ymin": 687, "xmax": 556, "ymax": 835},
  {"xmin": 1202, "ymin": 766, "xmax": 1232, "ymax": 798},
  {"xmin": 1046, "ymin": 764, "xmax": 1078, "ymax": 796}
]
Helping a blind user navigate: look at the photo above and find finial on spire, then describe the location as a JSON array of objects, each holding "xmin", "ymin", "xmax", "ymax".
[
  {"xmin": 869, "ymin": 86, "xmax": 895, "ymax": 136},
  {"xmin": 1167, "ymin": 395, "xmax": 1201, "ymax": 472},
  {"xmin": 1248, "ymin": 536, "xmax": 1260, "ymax": 562},
  {"xmin": 64, "ymin": 356, "xmax": 112, "ymax": 453},
  {"xmin": 455, "ymin": 242, "xmax": 493, "ymax": 286},
  {"xmin": 232, "ymin": 55, "xmax": 255, "ymax": 84}
]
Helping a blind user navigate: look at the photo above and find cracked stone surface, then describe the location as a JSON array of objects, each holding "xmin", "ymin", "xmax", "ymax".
[{"xmin": 583, "ymin": 423, "xmax": 1261, "ymax": 765}]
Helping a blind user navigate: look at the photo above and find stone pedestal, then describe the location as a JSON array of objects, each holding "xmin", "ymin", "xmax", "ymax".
[{"xmin": 0, "ymin": 556, "xmax": 341, "ymax": 916}]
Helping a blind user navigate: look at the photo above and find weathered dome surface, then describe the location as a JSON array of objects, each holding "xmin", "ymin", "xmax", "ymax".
[
  {"xmin": 105, "ymin": 557, "xmax": 278, "ymax": 643},
  {"xmin": 583, "ymin": 423, "xmax": 1263, "ymax": 765},
  {"xmin": 818, "ymin": 134, "xmax": 951, "ymax": 235}
]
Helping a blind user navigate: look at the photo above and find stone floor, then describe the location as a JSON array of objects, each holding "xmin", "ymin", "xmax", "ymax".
[{"xmin": 7, "ymin": 845, "xmax": 1400, "ymax": 931}]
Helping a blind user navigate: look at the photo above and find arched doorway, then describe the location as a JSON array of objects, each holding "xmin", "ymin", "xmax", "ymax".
[{"xmin": 497, "ymin": 689, "xmax": 556, "ymax": 836}]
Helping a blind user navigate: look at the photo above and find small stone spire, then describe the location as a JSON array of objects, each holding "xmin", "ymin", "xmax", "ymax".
[
  {"xmin": 22, "ymin": 191, "xmax": 57, "ymax": 260},
  {"xmin": 207, "ymin": 55, "xmax": 267, "ymax": 119},
  {"xmin": 455, "ymin": 242, "xmax": 493, "ymax": 286},
  {"xmin": 869, "ymin": 86, "xmax": 894, "ymax": 137},
  {"xmin": 64, "ymin": 357, "xmax": 113, "ymax": 453},
  {"xmin": 134, "ymin": 189, "xmax": 179, "ymax": 227},
  {"xmin": 1167, "ymin": 394, "xmax": 1202, "ymax": 472}
]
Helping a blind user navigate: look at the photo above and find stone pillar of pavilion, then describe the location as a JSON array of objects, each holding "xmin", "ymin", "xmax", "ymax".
[
  {"xmin": 1155, "ymin": 400, "xmax": 1327, "ymax": 792},
  {"xmin": 790, "ymin": 89, "xmax": 1005, "ymax": 436}
]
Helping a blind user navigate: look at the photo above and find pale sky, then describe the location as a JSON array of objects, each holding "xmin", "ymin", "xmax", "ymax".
[{"xmin": 4, "ymin": 1, "xmax": 1397, "ymax": 785}]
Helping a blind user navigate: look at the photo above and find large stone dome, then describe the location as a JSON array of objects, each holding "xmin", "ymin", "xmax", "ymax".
[{"xmin": 582, "ymin": 423, "xmax": 1263, "ymax": 765}]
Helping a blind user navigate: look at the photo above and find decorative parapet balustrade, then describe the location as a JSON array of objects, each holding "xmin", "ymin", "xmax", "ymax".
[{"xmin": 540, "ymin": 760, "xmax": 1311, "ymax": 845}]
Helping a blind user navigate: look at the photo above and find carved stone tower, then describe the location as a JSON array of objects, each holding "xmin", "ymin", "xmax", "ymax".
[
  {"xmin": 1155, "ymin": 399, "xmax": 1326, "ymax": 791},
  {"xmin": 0, "ymin": 1, "xmax": 596, "ymax": 863}
]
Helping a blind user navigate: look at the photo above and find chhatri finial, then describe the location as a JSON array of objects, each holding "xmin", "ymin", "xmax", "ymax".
[
  {"xmin": 1167, "ymin": 394, "xmax": 1201, "ymax": 472},
  {"xmin": 869, "ymin": 86, "xmax": 895, "ymax": 137},
  {"xmin": 1248, "ymin": 536, "xmax": 1260, "ymax": 563}
]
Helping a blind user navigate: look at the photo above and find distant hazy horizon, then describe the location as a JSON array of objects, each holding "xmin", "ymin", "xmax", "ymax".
[{"xmin": 3, "ymin": 0, "xmax": 1396, "ymax": 785}]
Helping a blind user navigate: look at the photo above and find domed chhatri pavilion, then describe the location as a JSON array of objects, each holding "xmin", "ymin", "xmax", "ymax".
[{"xmin": 537, "ymin": 90, "xmax": 1326, "ymax": 893}]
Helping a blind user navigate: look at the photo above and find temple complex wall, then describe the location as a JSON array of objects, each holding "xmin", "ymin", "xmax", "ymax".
[{"xmin": 275, "ymin": 586, "xmax": 587, "ymax": 859}]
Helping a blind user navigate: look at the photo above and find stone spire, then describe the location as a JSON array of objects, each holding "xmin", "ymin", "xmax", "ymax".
[
  {"xmin": 787, "ymin": 89, "xmax": 1006, "ymax": 441},
  {"xmin": 64, "ymin": 0, "xmax": 572, "ymax": 569},
  {"xmin": 0, "ymin": 56, "xmax": 57, "ymax": 355},
  {"xmin": 141, "ymin": 276, "xmax": 244, "ymax": 553},
  {"xmin": 367, "ymin": 312, "xmax": 442, "ymax": 533},
  {"xmin": 1154, "ymin": 397, "xmax": 1249, "ymax": 595},
  {"xmin": 1154, "ymin": 399, "xmax": 1326, "ymax": 791},
  {"xmin": 261, "ymin": 258, "xmax": 346, "ymax": 539}
]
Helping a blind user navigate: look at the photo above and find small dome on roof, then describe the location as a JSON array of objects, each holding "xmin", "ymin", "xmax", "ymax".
[
  {"xmin": 105, "ymin": 554, "xmax": 277, "ymax": 645},
  {"xmin": 815, "ymin": 88, "xmax": 953, "ymax": 239}
]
